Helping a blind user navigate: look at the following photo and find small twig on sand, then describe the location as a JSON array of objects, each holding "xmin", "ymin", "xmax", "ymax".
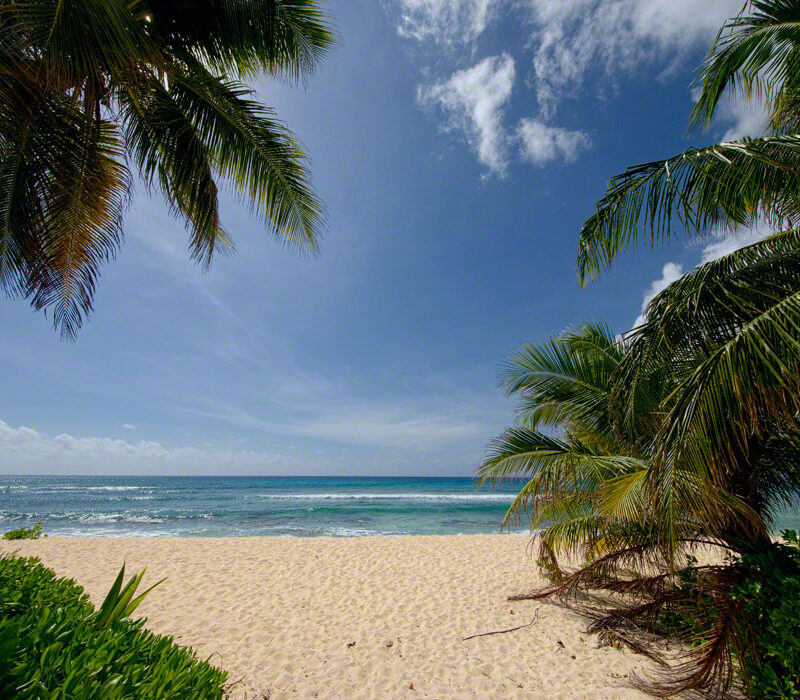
[{"xmin": 462, "ymin": 609, "xmax": 539, "ymax": 641}]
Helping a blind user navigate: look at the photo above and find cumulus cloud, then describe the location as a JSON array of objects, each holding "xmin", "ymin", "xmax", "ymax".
[
  {"xmin": 407, "ymin": 0, "xmax": 741, "ymax": 173},
  {"xmin": 523, "ymin": 0, "xmax": 740, "ymax": 118},
  {"xmin": 516, "ymin": 118, "xmax": 591, "ymax": 165},
  {"xmin": 121, "ymin": 423, "xmax": 136, "ymax": 430},
  {"xmin": 418, "ymin": 54, "xmax": 515, "ymax": 175},
  {"xmin": 390, "ymin": 0, "xmax": 498, "ymax": 45},
  {"xmin": 0, "ymin": 420, "xmax": 310, "ymax": 476},
  {"xmin": 633, "ymin": 262, "xmax": 684, "ymax": 328}
]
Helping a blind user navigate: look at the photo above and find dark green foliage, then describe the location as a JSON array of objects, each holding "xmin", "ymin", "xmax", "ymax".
[
  {"xmin": 0, "ymin": 554, "xmax": 227, "ymax": 699},
  {"xmin": 2, "ymin": 522, "xmax": 44, "ymax": 539},
  {"xmin": 0, "ymin": 554, "xmax": 93, "ymax": 617},
  {"xmin": 0, "ymin": 0, "xmax": 334, "ymax": 339},
  {"xmin": 735, "ymin": 531, "xmax": 800, "ymax": 698}
]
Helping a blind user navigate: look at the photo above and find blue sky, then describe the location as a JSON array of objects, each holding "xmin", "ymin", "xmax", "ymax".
[{"xmin": 0, "ymin": 0, "xmax": 766, "ymax": 476}]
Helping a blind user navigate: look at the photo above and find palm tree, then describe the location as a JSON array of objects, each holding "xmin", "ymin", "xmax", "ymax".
[
  {"xmin": 480, "ymin": 303, "xmax": 800, "ymax": 694},
  {"xmin": 577, "ymin": 0, "xmax": 800, "ymax": 284},
  {"xmin": 477, "ymin": 324, "xmax": 658, "ymax": 561},
  {"xmin": 0, "ymin": 0, "xmax": 333, "ymax": 338},
  {"xmin": 574, "ymin": 0, "xmax": 800, "ymax": 553},
  {"xmin": 479, "ymin": 2, "xmax": 800, "ymax": 693}
]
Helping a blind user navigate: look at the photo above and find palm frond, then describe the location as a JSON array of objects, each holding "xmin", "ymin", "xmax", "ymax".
[
  {"xmin": 577, "ymin": 135, "xmax": 800, "ymax": 284},
  {"xmin": 502, "ymin": 323, "xmax": 622, "ymax": 437},
  {"xmin": 145, "ymin": 0, "xmax": 334, "ymax": 80},
  {"xmin": 29, "ymin": 112, "xmax": 129, "ymax": 339},
  {"xmin": 0, "ymin": 0, "xmax": 333, "ymax": 336},
  {"xmin": 118, "ymin": 75, "xmax": 226, "ymax": 269},
  {"xmin": 691, "ymin": 0, "xmax": 800, "ymax": 131},
  {"xmin": 168, "ymin": 66, "xmax": 325, "ymax": 254}
]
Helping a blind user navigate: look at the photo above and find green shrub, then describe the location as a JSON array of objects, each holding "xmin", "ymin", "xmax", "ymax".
[
  {"xmin": 0, "ymin": 555, "xmax": 228, "ymax": 699},
  {"xmin": 734, "ymin": 531, "xmax": 800, "ymax": 698},
  {"xmin": 2, "ymin": 522, "xmax": 44, "ymax": 540},
  {"xmin": 0, "ymin": 555, "xmax": 92, "ymax": 618}
]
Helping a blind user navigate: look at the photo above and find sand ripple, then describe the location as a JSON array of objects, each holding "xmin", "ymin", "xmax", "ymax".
[{"xmin": 3, "ymin": 535, "xmax": 655, "ymax": 698}]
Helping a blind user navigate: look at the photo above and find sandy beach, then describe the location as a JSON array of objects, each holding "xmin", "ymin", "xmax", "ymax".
[{"xmin": 2, "ymin": 535, "xmax": 657, "ymax": 699}]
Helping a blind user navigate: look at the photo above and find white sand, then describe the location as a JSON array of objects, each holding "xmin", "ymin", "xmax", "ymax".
[{"xmin": 2, "ymin": 535, "xmax": 658, "ymax": 698}]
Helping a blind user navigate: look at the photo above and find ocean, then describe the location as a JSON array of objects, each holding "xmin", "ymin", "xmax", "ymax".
[
  {"xmin": 0, "ymin": 475, "xmax": 529, "ymax": 537},
  {"xmin": 2, "ymin": 475, "xmax": 798, "ymax": 538}
]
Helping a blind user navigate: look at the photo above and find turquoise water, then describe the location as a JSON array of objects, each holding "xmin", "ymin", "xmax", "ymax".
[
  {"xmin": 1, "ymin": 475, "xmax": 797, "ymax": 538},
  {"xmin": 0, "ymin": 476, "xmax": 529, "ymax": 537}
]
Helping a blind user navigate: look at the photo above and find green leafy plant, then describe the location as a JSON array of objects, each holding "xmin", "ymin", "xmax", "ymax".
[
  {"xmin": 1, "ymin": 522, "xmax": 44, "ymax": 540},
  {"xmin": 0, "ymin": 553, "xmax": 92, "ymax": 617},
  {"xmin": 0, "ymin": 554, "xmax": 227, "ymax": 698},
  {"xmin": 94, "ymin": 562, "xmax": 164, "ymax": 629},
  {"xmin": 733, "ymin": 531, "xmax": 800, "ymax": 698}
]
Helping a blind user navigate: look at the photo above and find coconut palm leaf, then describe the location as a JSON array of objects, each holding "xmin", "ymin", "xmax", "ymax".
[
  {"xmin": 502, "ymin": 323, "xmax": 624, "ymax": 436},
  {"xmin": 30, "ymin": 115, "xmax": 129, "ymax": 339},
  {"xmin": 144, "ymin": 0, "xmax": 333, "ymax": 80},
  {"xmin": 691, "ymin": 0, "xmax": 800, "ymax": 131},
  {"xmin": 618, "ymin": 231, "xmax": 800, "ymax": 543},
  {"xmin": 118, "ymin": 74, "xmax": 225, "ymax": 269},
  {"xmin": 577, "ymin": 135, "xmax": 800, "ymax": 284},
  {"xmin": 0, "ymin": 123, "xmax": 39, "ymax": 297},
  {"xmin": 0, "ymin": 0, "xmax": 333, "ymax": 337},
  {"xmin": 167, "ymin": 66, "xmax": 324, "ymax": 252}
]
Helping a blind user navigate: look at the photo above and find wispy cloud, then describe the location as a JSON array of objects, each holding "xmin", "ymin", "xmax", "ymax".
[
  {"xmin": 417, "ymin": 54, "xmax": 516, "ymax": 176},
  {"xmin": 516, "ymin": 118, "xmax": 591, "ymax": 166},
  {"xmin": 121, "ymin": 423, "xmax": 136, "ymax": 430},
  {"xmin": 389, "ymin": 0, "xmax": 499, "ymax": 45},
  {"xmin": 0, "ymin": 420, "xmax": 314, "ymax": 476},
  {"xmin": 524, "ymin": 0, "xmax": 739, "ymax": 119},
  {"xmin": 198, "ymin": 395, "xmax": 500, "ymax": 451}
]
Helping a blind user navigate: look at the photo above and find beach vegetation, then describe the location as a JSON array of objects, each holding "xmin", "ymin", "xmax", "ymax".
[
  {"xmin": 2, "ymin": 521, "xmax": 43, "ymax": 539},
  {"xmin": 0, "ymin": 0, "xmax": 333, "ymax": 339},
  {"xmin": 94, "ymin": 562, "xmax": 165, "ymax": 629},
  {"xmin": 480, "ymin": 1, "xmax": 800, "ymax": 695},
  {"xmin": 480, "ymin": 308, "xmax": 800, "ymax": 695},
  {"xmin": 0, "ymin": 554, "xmax": 227, "ymax": 698},
  {"xmin": 734, "ymin": 530, "xmax": 800, "ymax": 697}
]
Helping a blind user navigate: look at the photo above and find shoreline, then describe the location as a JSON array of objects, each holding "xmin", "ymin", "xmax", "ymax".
[{"xmin": 3, "ymin": 534, "xmax": 654, "ymax": 698}]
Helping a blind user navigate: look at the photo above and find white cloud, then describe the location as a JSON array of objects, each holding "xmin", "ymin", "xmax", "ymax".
[
  {"xmin": 409, "ymin": 1, "xmax": 741, "ymax": 173},
  {"xmin": 516, "ymin": 118, "xmax": 591, "ymax": 165},
  {"xmin": 700, "ymin": 225, "xmax": 773, "ymax": 264},
  {"xmin": 632, "ymin": 224, "xmax": 774, "ymax": 328},
  {"xmin": 121, "ymin": 423, "xmax": 136, "ymax": 430},
  {"xmin": 524, "ymin": 0, "xmax": 740, "ymax": 118},
  {"xmin": 390, "ymin": 0, "xmax": 498, "ymax": 45},
  {"xmin": 0, "ymin": 420, "xmax": 312, "ymax": 476},
  {"xmin": 689, "ymin": 84, "xmax": 771, "ymax": 141},
  {"xmin": 719, "ymin": 94, "xmax": 770, "ymax": 141},
  {"xmin": 418, "ymin": 54, "xmax": 515, "ymax": 175},
  {"xmin": 633, "ymin": 262, "xmax": 683, "ymax": 328}
]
